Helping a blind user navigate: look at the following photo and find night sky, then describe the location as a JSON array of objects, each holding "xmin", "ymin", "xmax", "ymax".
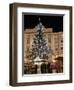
[{"xmin": 24, "ymin": 15, "xmax": 63, "ymax": 32}]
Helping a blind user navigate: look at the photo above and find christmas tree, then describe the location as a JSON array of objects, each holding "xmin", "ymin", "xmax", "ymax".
[{"xmin": 30, "ymin": 18, "xmax": 49, "ymax": 61}]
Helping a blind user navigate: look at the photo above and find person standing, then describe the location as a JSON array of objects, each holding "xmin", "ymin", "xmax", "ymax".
[
  {"xmin": 41, "ymin": 62, "xmax": 47, "ymax": 73},
  {"xmin": 47, "ymin": 62, "xmax": 52, "ymax": 73}
]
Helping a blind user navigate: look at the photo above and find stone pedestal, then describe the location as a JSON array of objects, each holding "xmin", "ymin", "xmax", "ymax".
[{"xmin": 37, "ymin": 64, "xmax": 41, "ymax": 74}]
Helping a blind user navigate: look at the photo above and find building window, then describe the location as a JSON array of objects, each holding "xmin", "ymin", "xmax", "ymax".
[
  {"xmin": 55, "ymin": 48, "xmax": 58, "ymax": 51},
  {"xmin": 61, "ymin": 40, "xmax": 63, "ymax": 43},
  {"xmin": 26, "ymin": 47, "xmax": 29, "ymax": 52},
  {"xmin": 48, "ymin": 37, "xmax": 51, "ymax": 43},
  {"xmin": 61, "ymin": 47, "xmax": 63, "ymax": 50},
  {"xmin": 26, "ymin": 35, "xmax": 30, "ymax": 44},
  {"xmin": 27, "ymin": 38, "xmax": 30, "ymax": 44}
]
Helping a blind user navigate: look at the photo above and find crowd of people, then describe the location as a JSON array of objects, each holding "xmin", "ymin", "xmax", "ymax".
[{"xmin": 24, "ymin": 60, "xmax": 63, "ymax": 74}]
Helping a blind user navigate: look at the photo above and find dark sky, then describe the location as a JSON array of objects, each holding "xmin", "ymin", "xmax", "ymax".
[{"xmin": 24, "ymin": 14, "xmax": 63, "ymax": 32}]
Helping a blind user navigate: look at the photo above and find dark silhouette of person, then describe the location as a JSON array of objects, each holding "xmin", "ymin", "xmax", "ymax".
[
  {"xmin": 41, "ymin": 62, "xmax": 47, "ymax": 73},
  {"xmin": 47, "ymin": 62, "xmax": 52, "ymax": 73},
  {"xmin": 31, "ymin": 64, "xmax": 38, "ymax": 74},
  {"xmin": 34, "ymin": 64, "xmax": 37, "ymax": 74}
]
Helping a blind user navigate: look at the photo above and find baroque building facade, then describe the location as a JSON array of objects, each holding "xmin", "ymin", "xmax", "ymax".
[{"xmin": 24, "ymin": 27, "xmax": 63, "ymax": 64}]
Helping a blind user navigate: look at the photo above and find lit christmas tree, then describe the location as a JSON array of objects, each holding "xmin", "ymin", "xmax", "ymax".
[{"xmin": 30, "ymin": 18, "xmax": 50, "ymax": 61}]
